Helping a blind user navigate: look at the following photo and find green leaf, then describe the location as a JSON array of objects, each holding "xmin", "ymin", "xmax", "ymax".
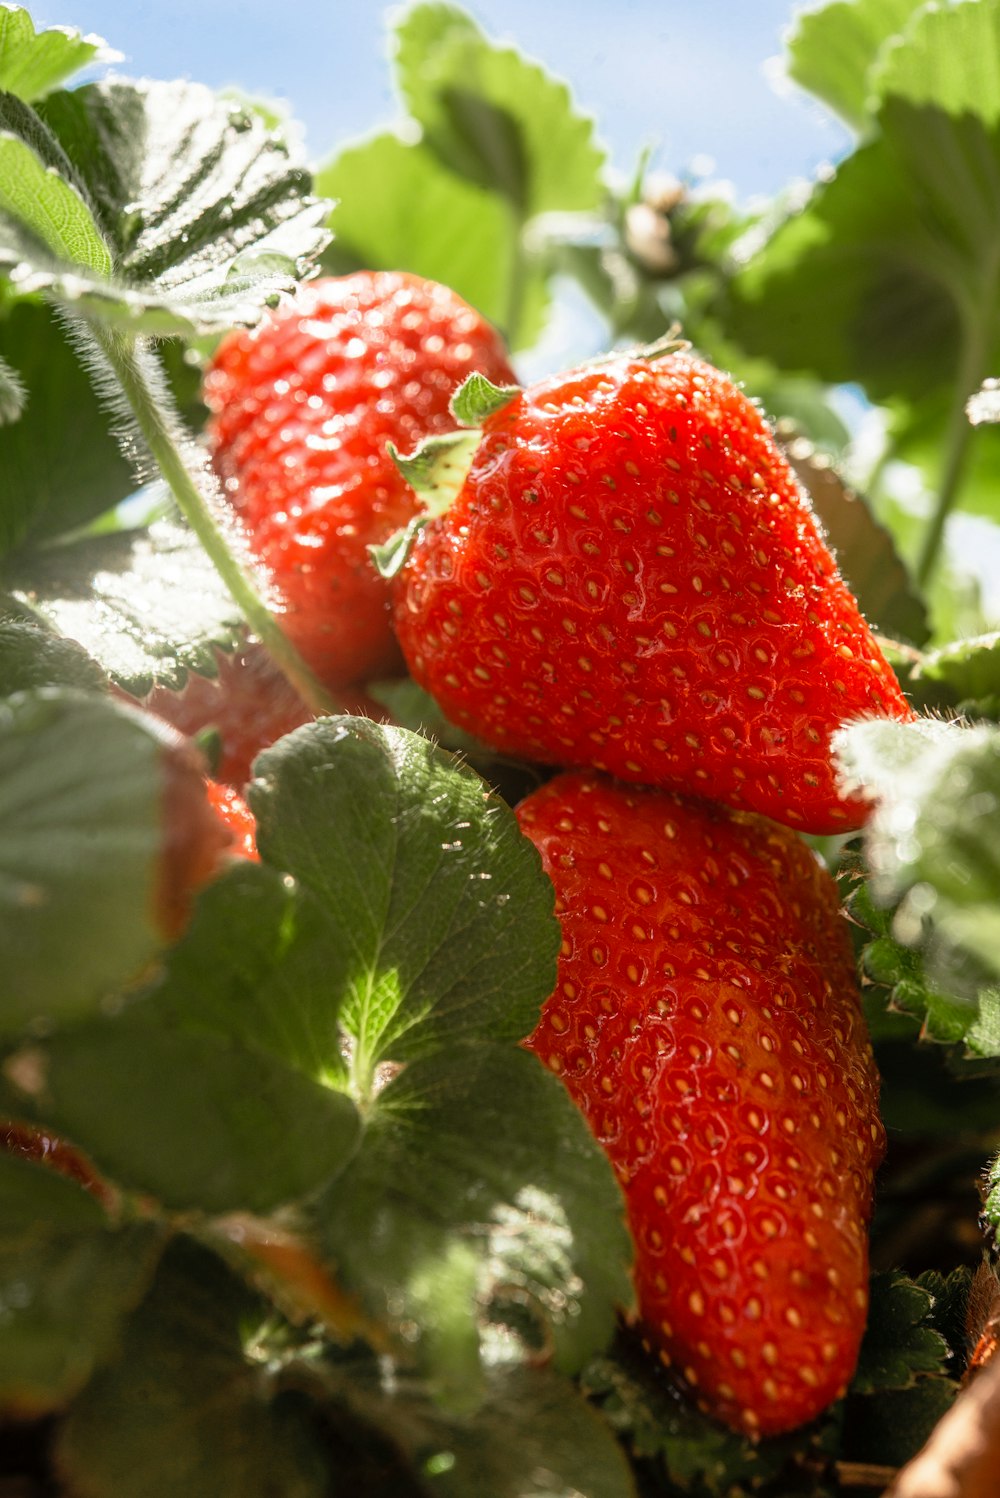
[
  {"xmin": 782, "ymin": 432, "xmax": 930, "ymax": 643},
  {"xmin": 317, "ymin": 1043, "xmax": 632, "ymax": 1377},
  {"xmin": 393, "ymin": 3, "xmax": 606, "ymax": 218},
  {"xmin": 0, "ymin": 1154, "xmax": 161, "ymax": 1416},
  {"xmin": 324, "ymin": 1349, "xmax": 638, "ymax": 1498},
  {"xmin": 0, "ymin": 296, "xmax": 137, "ymax": 554},
  {"xmin": 852, "ymin": 1272, "xmax": 951, "ymax": 1394},
  {"xmin": 0, "ymin": 615, "xmax": 106, "ymax": 695},
  {"xmin": 142, "ymin": 860, "xmax": 349, "ymax": 1087},
  {"xmin": 7, "ymin": 518, "xmax": 246, "ymax": 695},
  {"xmin": 582, "ymin": 1331, "xmax": 828, "ymax": 1496},
  {"xmin": 785, "ymin": 0, "xmax": 927, "ymax": 131},
  {"xmin": 870, "ymin": 0, "xmax": 1000, "ymax": 119},
  {"xmin": 388, "ymin": 430, "xmax": 481, "ymax": 514},
  {"xmin": 1, "ymin": 80, "xmax": 328, "ymax": 335},
  {"xmin": 317, "ymin": 132, "xmax": 515, "ymax": 332},
  {"xmin": 56, "ymin": 1237, "xmax": 330, "ymax": 1497},
  {"xmin": 11, "ymin": 1014, "xmax": 361, "ymax": 1213},
  {"xmin": 842, "ymin": 1378, "xmax": 957, "ymax": 1469},
  {"xmin": 0, "ymin": 689, "xmax": 167, "ymax": 1035},
  {"xmin": 911, "ymin": 630, "xmax": 1000, "ymax": 706},
  {"xmin": 450, "ymin": 371, "xmax": 520, "ymax": 427},
  {"xmin": 248, "ymin": 718, "xmax": 560, "ymax": 1092},
  {"xmin": 0, "ymin": 8, "xmax": 119, "ymax": 103},
  {"xmin": 837, "ymin": 717, "xmax": 1000, "ymax": 996},
  {"xmin": 985, "ymin": 1148, "xmax": 1000, "ymax": 1228},
  {"xmin": 0, "ymin": 92, "xmax": 113, "ymax": 274},
  {"xmin": 0, "ymin": 345, "xmax": 23, "ymax": 421},
  {"xmin": 729, "ymin": 108, "xmax": 974, "ymax": 407}
]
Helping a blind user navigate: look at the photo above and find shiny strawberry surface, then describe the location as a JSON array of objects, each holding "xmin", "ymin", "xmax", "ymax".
[
  {"xmin": 520, "ymin": 771, "xmax": 884, "ymax": 1435},
  {"xmin": 206, "ymin": 272, "xmax": 516, "ymax": 688},
  {"xmin": 394, "ymin": 354, "xmax": 913, "ymax": 833}
]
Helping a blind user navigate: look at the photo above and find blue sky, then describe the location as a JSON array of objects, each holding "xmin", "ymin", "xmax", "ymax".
[{"xmin": 45, "ymin": 0, "xmax": 849, "ymax": 201}]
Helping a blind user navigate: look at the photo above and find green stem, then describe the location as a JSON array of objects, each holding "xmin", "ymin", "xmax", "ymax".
[
  {"xmin": 505, "ymin": 203, "xmax": 529, "ymax": 349},
  {"xmin": 91, "ymin": 325, "xmax": 334, "ymax": 716},
  {"xmin": 915, "ymin": 309, "xmax": 991, "ymax": 589}
]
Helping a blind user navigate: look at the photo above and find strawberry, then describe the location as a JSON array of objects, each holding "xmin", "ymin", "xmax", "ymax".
[
  {"xmin": 390, "ymin": 352, "xmax": 914, "ymax": 834},
  {"xmin": 205, "ymin": 779, "xmax": 258, "ymax": 861},
  {"xmin": 154, "ymin": 720, "xmax": 256, "ymax": 938},
  {"xmin": 142, "ymin": 643, "xmax": 315, "ymax": 789},
  {"xmin": 518, "ymin": 770, "xmax": 884, "ymax": 1436},
  {"xmin": 205, "ymin": 272, "xmax": 517, "ymax": 689}
]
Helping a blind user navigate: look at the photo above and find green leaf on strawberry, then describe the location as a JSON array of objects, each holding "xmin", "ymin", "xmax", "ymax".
[
  {"xmin": 0, "ymin": 79, "xmax": 328, "ymax": 335},
  {"xmin": 6, "ymin": 1014, "xmax": 361, "ymax": 1213},
  {"xmin": 910, "ymin": 630, "xmax": 1000, "ymax": 710},
  {"xmin": 7, "ymin": 518, "xmax": 246, "ymax": 695},
  {"xmin": 248, "ymin": 718, "xmax": 561, "ymax": 1095},
  {"xmin": 56, "ymin": 1237, "xmax": 331, "ymax": 1498},
  {"xmin": 0, "ymin": 1154, "xmax": 162, "ymax": 1416},
  {"xmin": 315, "ymin": 1042, "xmax": 632, "ymax": 1379},
  {"xmin": 0, "ymin": 7, "xmax": 119, "ymax": 103},
  {"xmin": 393, "ymin": 3, "xmax": 606, "ymax": 219}
]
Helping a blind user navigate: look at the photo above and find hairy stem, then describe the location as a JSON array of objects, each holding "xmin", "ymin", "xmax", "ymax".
[{"xmin": 90, "ymin": 324, "xmax": 333, "ymax": 715}]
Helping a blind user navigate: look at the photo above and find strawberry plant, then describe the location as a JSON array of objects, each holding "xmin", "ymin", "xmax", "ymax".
[{"xmin": 6, "ymin": 1, "xmax": 1000, "ymax": 1494}]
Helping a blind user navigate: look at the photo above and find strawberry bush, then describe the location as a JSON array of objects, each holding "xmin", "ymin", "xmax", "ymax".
[{"xmin": 5, "ymin": 1, "xmax": 1000, "ymax": 1493}]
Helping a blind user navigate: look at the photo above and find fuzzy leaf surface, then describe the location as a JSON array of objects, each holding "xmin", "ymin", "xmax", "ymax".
[
  {"xmin": 14, "ymin": 1014, "xmax": 360, "ymax": 1213},
  {"xmin": 853, "ymin": 1271, "xmax": 952, "ymax": 1394},
  {"xmin": 0, "ymin": 80, "xmax": 328, "ymax": 334},
  {"xmin": 324, "ymin": 1350, "xmax": 638, "ymax": 1498},
  {"xmin": 0, "ymin": 296, "xmax": 136, "ymax": 554},
  {"xmin": 785, "ymin": 0, "xmax": 927, "ymax": 131},
  {"xmin": 0, "ymin": 615, "xmax": 106, "ymax": 695},
  {"xmin": 0, "ymin": 689, "xmax": 164, "ymax": 1034},
  {"xmin": 0, "ymin": 1154, "xmax": 161, "ymax": 1416},
  {"xmin": 248, "ymin": 718, "xmax": 560, "ymax": 1087},
  {"xmin": 394, "ymin": 4, "xmax": 605, "ymax": 218},
  {"xmin": 0, "ymin": 8, "xmax": 118, "ymax": 102},
  {"xmin": 141, "ymin": 860, "xmax": 348, "ymax": 1087},
  {"xmin": 56, "ymin": 1238, "xmax": 330, "ymax": 1498},
  {"xmin": 316, "ymin": 1042, "xmax": 632, "ymax": 1378},
  {"xmin": 8, "ymin": 517, "xmax": 246, "ymax": 695}
]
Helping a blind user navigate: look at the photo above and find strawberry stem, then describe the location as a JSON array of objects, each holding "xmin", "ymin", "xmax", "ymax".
[{"xmin": 88, "ymin": 324, "xmax": 335, "ymax": 716}]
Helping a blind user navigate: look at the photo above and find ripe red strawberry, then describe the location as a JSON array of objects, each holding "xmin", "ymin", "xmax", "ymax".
[
  {"xmin": 142, "ymin": 643, "xmax": 314, "ymax": 788},
  {"xmin": 205, "ymin": 272, "xmax": 517, "ymax": 689},
  {"xmin": 518, "ymin": 771, "xmax": 884, "ymax": 1436},
  {"xmin": 391, "ymin": 352, "xmax": 914, "ymax": 834},
  {"xmin": 205, "ymin": 779, "xmax": 258, "ymax": 861}
]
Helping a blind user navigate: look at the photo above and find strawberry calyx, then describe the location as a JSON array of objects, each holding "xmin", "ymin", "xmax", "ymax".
[
  {"xmin": 450, "ymin": 370, "xmax": 522, "ymax": 426},
  {"xmin": 375, "ymin": 428, "xmax": 485, "ymax": 579}
]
